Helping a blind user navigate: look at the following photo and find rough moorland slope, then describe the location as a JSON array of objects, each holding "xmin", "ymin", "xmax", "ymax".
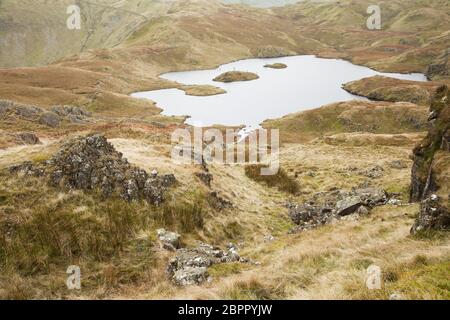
[{"xmin": 0, "ymin": 0, "xmax": 449, "ymax": 116}]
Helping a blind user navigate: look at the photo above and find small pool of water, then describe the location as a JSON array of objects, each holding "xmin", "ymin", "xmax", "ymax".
[{"xmin": 131, "ymin": 55, "xmax": 427, "ymax": 129}]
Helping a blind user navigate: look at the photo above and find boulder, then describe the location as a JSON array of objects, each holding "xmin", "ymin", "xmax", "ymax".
[
  {"xmin": 288, "ymin": 203, "xmax": 333, "ymax": 229},
  {"xmin": 389, "ymin": 160, "xmax": 408, "ymax": 169},
  {"xmin": 353, "ymin": 187, "xmax": 388, "ymax": 207},
  {"xmin": 39, "ymin": 112, "xmax": 61, "ymax": 128},
  {"xmin": 157, "ymin": 228, "xmax": 181, "ymax": 251},
  {"xmin": 167, "ymin": 242, "xmax": 243, "ymax": 286},
  {"xmin": 51, "ymin": 105, "xmax": 91, "ymax": 123},
  {"xmin": 16, "ymin": 132, "xmax": 41, "ymax": 145},
  {"xmin": 336, "ymin": 196, "xmax": 363, "ymax": 216},
  {"xmin": 363, "ymin": 165, "xmax": 384, "ymax": 179},
  {"xmin": 172, "ymin": 267, "xmax": 209, "ymax": 286}
]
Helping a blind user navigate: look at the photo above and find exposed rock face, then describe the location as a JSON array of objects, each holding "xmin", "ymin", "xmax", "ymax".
[
  {"xmin": 0, "ymin": 100, "xmax": 91, "ymax": 127},
  {"xmin": 288, "ymin": 187, "xmax": 389, "ymax": 232},
  {"xmin": 8, "ymin": 134, "xmax": 176, "ymax": 205},
  {"xmin": 167, "ymin": 242, "xmax": 243, "ymax": 286},
  {"xmin": 410, "ymin": 85, "xmax": 450, "ymax": 233},
  {"xmin": 411, "ymin": 195, "xmax": 450, "ymax": 234},
  {"xmin": 410, "ymin": 86, "xmax": 449, "ymax": 201}
]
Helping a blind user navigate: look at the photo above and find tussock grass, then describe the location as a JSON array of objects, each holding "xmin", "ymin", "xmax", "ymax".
[
  {"xmin": 245, "ymin": 164, "xmax": 300, "ymax": 195},
  {"xmin": 155, "ymin": 197, "xmax": 205, "ymax": 233},
  {"xmin": 0, "ymin": 171, "xmax": 206, "ymax": 298},
  {"xmin": 220, "ymin": 276, "xmax": 285, "ymax": 300}
]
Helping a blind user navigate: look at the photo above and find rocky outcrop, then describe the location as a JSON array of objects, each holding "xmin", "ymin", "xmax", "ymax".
[
  {"xmin": 39, "ymin": 112, "xmax": 60, "ymax": 128},
  {"xmin": 410, "ymin": 86, "xmax": 449, "ymax": 201},
  {"xmin": 8, "ymin": 134, "xmax": 176, "ymax": 205},
  {"xmin": 167, "ymin": 242, "xmax": 244, "ymax": 286},
  {"xmin": 51, "ymin": 105, "xmax": 92, "ymax": 123},
  {"xmin": 411, "ymin": 195, "xmax": 450, "ymax": 234},
  {"xmin": 410, "ymin": 85, "xmax": 450, "ymax": 233},
  {"xmin": 0, "ymin": 100, "xmax": 91, "ymax": 127},
  {"xmin": 288, "ymin": 187, "xmax": 390, "ymax": 232}
]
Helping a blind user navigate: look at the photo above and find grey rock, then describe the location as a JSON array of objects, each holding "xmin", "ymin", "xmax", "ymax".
[
  {"xmin": 14, "ymin": 105, "xmax": 42, "ymax": 120},
  {"xmin": 39, "ymin": 112, "xmax": 61, "ymax": 128},
  {"xmin": 389, "ymin": 160, "xmax": 408, "ymax": 169},
  {"xmin": 157, "ymin": 228, "xmax": 181, "ymax": 251},
  {"xmin": 8, "ymin": 134, "xmax": 175, "ymax": 205},
  {"xmin": 353, "ymin": 187, "xmax": 388, "ymax": 207},
  {"xmin": 167, "ymin": 242, "xmax": 243, "ymax": 286},
  {"xmin": 0, "ymin": 100, "xmax": 14, "ymax": 118},
  {"xmin": 16, "ymin": 132, "xmax": 41, "ymax": 145},
  {"xmin": 411, "ymin": 195, "xmax": 450, "ymax": 234},
  {"xmin": 288, "ymin": 186, "xmax": 390, "ymax": 231},
  {"xmin": 172, "ymin": 267, "xmax": 209, "ymax": 286},
  {"xmin": 389, "ymin": 293, "xmax": 404, "ymax": 300},
  {"xmin": 336, "ymin": 196, "xmax": 363, "ymax": 216},
  {"xmin": 356, "ymin": 206, "xmax": 370, "ymax": 215},
  {"xmin": 51, "ymin": 105, "xmax": 91, "ymax": 119},
  {"xmin": 363, "ymin": 165, "xmax": 384, "ymax": 179}
]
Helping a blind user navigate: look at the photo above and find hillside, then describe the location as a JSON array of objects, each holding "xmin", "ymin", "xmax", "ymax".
[{"xmin": 0, "ymin": 0, "xmax": 449, "ymax": 301}]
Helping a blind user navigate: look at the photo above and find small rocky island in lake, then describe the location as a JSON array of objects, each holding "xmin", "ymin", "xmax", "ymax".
[
  {"xmin": 181, "ymin": 85, "xmax": 226, "ymax": 96},
  {"xmin": 264, "ymin": 63, "xmax": 287, "ymax": 69},
  {"xmin": 213, "ymin": 71, "xmax": 259, "ymax": 83}
]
